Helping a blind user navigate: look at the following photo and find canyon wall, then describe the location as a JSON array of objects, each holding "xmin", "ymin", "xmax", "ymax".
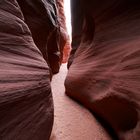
[
  {"xmin": 0, "ymin": 0, "xmax": 61, "ymax": 139},
  {"xmin": 65, "ymin": 0, "xmax": 140, "ymax": 139},
  {"xmin": 56, "ymin": 0, "xmax": 71, "ymax": 64},
  {"xmin": 17, "ymin": 0, "xmax": 68, "ymax": 74}
]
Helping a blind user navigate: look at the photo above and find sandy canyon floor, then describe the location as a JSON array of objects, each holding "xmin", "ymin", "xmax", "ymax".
[{"xmin": 50, "ymin": 64, "xmax": 111, "ymax": 140}]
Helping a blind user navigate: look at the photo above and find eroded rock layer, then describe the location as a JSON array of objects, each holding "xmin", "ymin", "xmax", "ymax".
[
  {"xmin": 0, "ymin": 0, "xmax": 53, "ymax": 139},
  {"xmin": 17, "ymin": 0, "xmax": 68, "ymax": 74},
  {"xmin": 56, "ymin": 0, "xmax": 71, "ymax": 63},
  {"xmin": 65, "ymin": 0, "xmax": 140, "ymax": 139}
]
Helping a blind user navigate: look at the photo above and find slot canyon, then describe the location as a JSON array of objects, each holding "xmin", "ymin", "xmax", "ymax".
[{"xmin": 0, "ymin": 0, "xmax": 140, "ymax": 140}]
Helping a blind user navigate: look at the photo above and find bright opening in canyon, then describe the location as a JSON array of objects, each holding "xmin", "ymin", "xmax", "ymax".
[{"xmin": 64, "ymin": 0, "xmax": 71, "ymax": 41}]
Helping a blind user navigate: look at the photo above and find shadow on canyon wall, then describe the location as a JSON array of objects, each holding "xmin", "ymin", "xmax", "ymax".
[
  {"xmin": 0, "ymin": 0, "xmax": 140, "ymax": 140},
  {"xmin": 0, "ymin": 0, "xmax": 68, "ymax": 139},
  {"xmin": 65, "ymin": 0, "xmax": 140, "ymax": 139}
]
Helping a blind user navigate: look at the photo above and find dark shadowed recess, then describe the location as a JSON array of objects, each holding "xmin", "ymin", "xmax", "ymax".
[{"xmin": 17, "ymin": 0, "xmax": 65, "ymax": 74}]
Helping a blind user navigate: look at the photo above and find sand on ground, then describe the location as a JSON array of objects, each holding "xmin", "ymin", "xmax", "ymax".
[{"xmin": 50, "ymin": 64, "xmax": 111, "ymax": 140}]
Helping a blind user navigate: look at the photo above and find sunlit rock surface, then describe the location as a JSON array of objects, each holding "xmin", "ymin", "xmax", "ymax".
[
  {"xmin": 56, "ymin": 0, "xmax": 67, "ymax": 60},
  {"xmin": 0, "ymin": 1, "xmax": 53, "ymax": 139},
  {"xmin": 56, "ymin": 0, "xmax": 71, "ymax": 64},
  {"xmin": 65, "ymin": 0, "xmax": 140, "ymax": 139}
]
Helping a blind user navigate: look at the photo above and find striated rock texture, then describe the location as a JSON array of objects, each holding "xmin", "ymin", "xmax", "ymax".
[
  {"xmin": 67, "ymin": 0, "xmax": 84, "ymax": 68},
  {"xmin": 56, "ymin": 0, "xmax": 67, "ymax": 60},
  {"xmin": 65, "ymin": 0, "xmax": 140, "ymax": 139},
  {"xmin": 17, "ymin": 0, "xmax": 66, "ymax": 74},
  {"xmin": 0, "ymin": 0, "xmax": 53, "ymax": 139},
  {"xmin": 56, "ymin": 0, "xmax": 71, "ymax": 64}
]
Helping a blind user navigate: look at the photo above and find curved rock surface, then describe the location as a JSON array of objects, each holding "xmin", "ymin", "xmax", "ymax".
[
  {"xmin": 65, "ymin": 0, "xmax": 140, "ymax": 139},
  {"xmin": 0, "ymin": 0, "xmax": 53, "ymax": 139},
  {"xmin": 17, "ymin": 0, "xmax": 67, "ymax": 74},
  {"xmin": 51, "ymin": 64, "xmax": 111, "ymax": 140},
  {"xmin": 56, "ymin": 0, "xmax": 71, "ymax": 64}
]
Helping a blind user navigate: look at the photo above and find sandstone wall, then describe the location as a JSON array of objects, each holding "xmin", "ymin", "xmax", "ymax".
[
  {"xmin": 65, "ymin": 0, "xmax": 140, "ymax": 139},
  {"xmin": 17, "ymin": 0, "xmax": 68, "ymax": 74},
  {"xmin": 0, "ymin": 0, "xmax": 54, "ymax": 139}
]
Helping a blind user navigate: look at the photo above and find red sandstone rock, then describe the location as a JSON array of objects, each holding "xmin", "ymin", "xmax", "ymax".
[
  {"xmin": 17, "ymin": 0, "xmax": 66, "ymax": 74},
  {"xmin": 56, "ymin": 0, "xmax": 71, "ymax": 64},
  {"xmin": 65, "ymin": 0, "xmax": 140, "ymax": 139},
  {"xmin": 62, "ymin": 40, "xmax": 71, "ymax": 63},
  {"xmin": 0, "ymin": 1, "xmax": 53, "ymax": 139}
]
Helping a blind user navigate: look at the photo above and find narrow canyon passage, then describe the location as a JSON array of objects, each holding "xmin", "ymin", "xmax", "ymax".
[
  {"xmin": 0, "ymin": 0, "xmax": 140, "ymax": 140},
  {"xmin": 50, "ymin": 64, "xmax": 111, "ymax": 140}
]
